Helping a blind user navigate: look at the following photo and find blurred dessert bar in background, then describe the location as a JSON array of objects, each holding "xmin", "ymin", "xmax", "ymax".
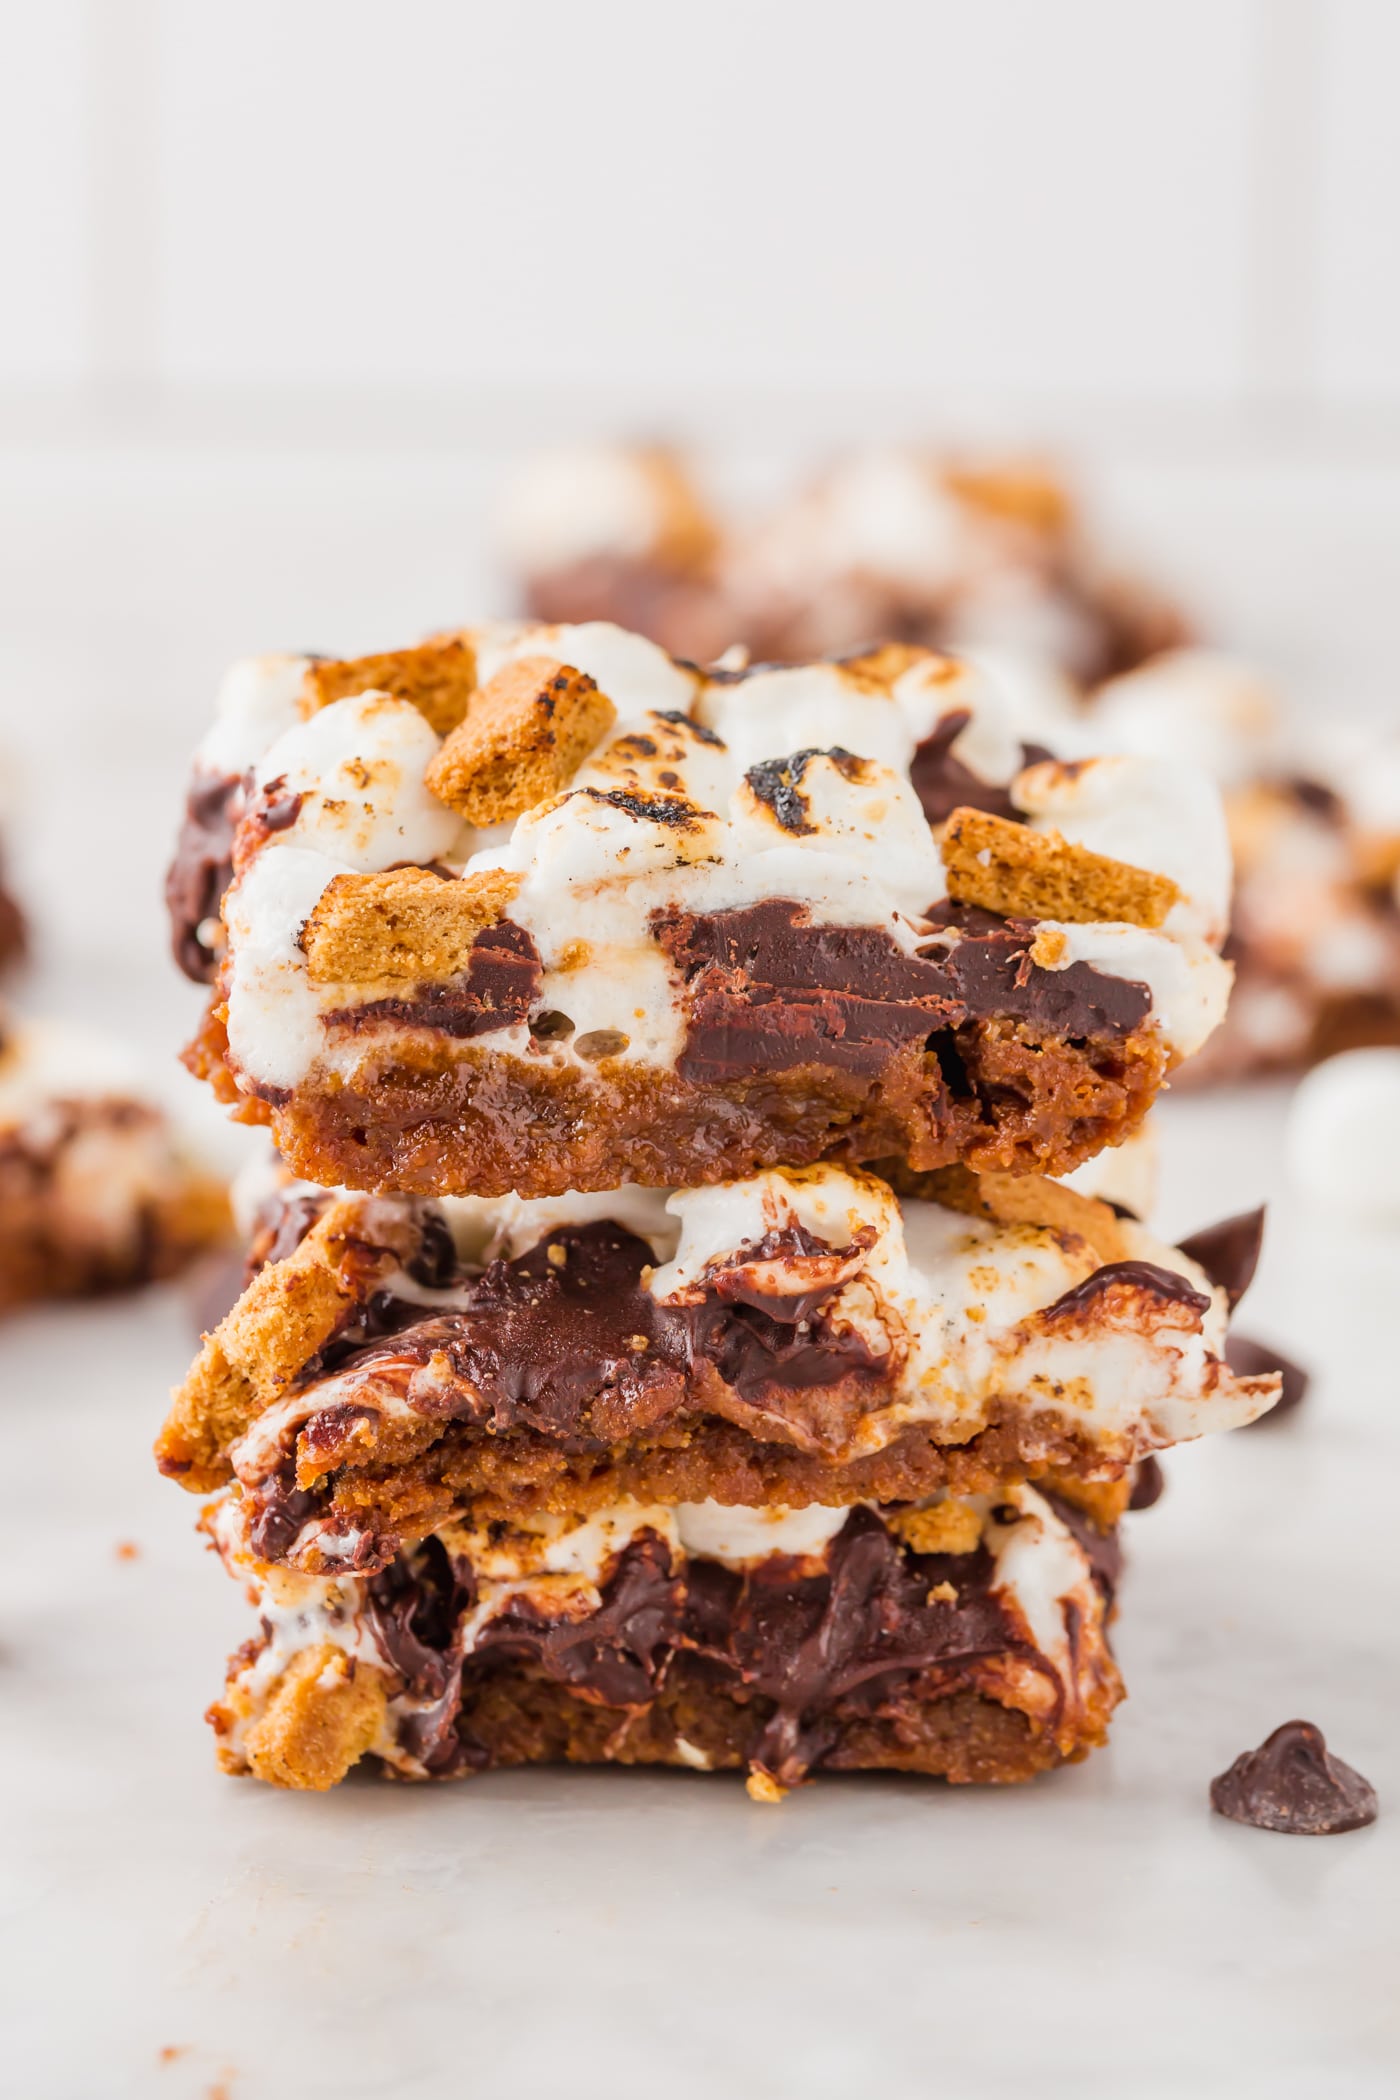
[
  {"xmin": 502, "ymin": 448, "xmax": 1400, "ymax": 1080},
  {"xmin": 0, "ymin": 1012, "xmax": 228, "ymax": 1315}
]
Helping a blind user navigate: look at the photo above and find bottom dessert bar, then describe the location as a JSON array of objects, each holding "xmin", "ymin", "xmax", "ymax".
[{"xmin": 206, "ymin": 1484, "xmax": 1122, "ymax": 1794}]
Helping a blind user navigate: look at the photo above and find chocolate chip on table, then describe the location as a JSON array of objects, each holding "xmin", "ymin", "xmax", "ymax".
[
  {"xmin": 1226, "ymin": 1334, "xmax": 1311, "ymax": 1424},
  {"xmin": 1210, "ymin": 1720, "xmax": 1378, "ymax": 1835}
]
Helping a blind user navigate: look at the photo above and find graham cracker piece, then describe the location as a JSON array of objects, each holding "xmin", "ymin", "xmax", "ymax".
[
  {"xmin": 941, "ymin": 805, "xmax": 1180, "ymax": 929},
  {"xmin": 943, "ymin": 461, "xmax": 1072, "ymax": 533},
  {"xmin": 237, "ymin": 1645, "xmax": 388, "ymax": 1789},
  {"xmin": 905, "ymin": 1164, "xmax": 1128, "ymax": 1267},
  {"xmin": 424, "ymin": 656, "xmax": 616, "ymax": 824},
  {"xmin": 302, "ymin": 866, "xmax": 521, "ymax": 992},
  {"xmin": 1044, "ymin": 1471, "xmax": 1133, "ymax": 1530},
  {"xmin": 302, "ymin": 639, "xmax": 478, "ymax": 738},
  {"xmin": 156, "ymin": 1198, "xmax": 422, "ymax": 1491},
  {"xmin": 887, "ymin": 1498, "xmax": 985, "ymax": 1557}
]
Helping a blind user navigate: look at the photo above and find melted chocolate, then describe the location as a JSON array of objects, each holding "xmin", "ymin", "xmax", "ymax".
[
  {"xmin": 356, "ymin": 1506, "xmax": 1086, "ymax": 1786},
  {"xmin": 325, "ymin": 921, "xmax": 542, "ymax": 1039},
  {"xmin": 1041, "ymin": 1491, "xmax": 1124, "ymax": 1601},
  {"xmin": 910, "ymin": 711, "xmax": 1054, "ymax": 828},
  {"xmin": 657, "ymin": 899, "xmax": 1150, "ymax": 1086},
  {"xmin": 1226, "ymin": 1334, "xmax": 1310, "ymax": 1421},
  {"xmin": 312, "ymin": 1219, "xmax": 886, "ymax": 1445},
  {"xmin": 1210, "ymin": 1721, "xmax": 1378, "ymax": 1835},
  {"xmin": 165, "ymin": 771, "xmax": 241, "ymax": 982},
  {"xmin": 1040, "ymin": 1260, "xmax": 1211, "ymax": 1325},
  {"xmin": 1178, "ymin": 1207, "xmax": 1265, "ymax": 1311}
]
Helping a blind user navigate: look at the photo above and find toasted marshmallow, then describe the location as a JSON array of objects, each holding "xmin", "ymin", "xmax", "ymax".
[{"xmin": 249, "ymin": 691, "xmax": 462, "ymax": 871}]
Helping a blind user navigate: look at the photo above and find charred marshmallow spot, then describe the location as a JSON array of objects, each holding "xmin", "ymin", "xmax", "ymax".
[{"xmin": 730, "ymin": 750, "xmax": 945, "ymax": 917}]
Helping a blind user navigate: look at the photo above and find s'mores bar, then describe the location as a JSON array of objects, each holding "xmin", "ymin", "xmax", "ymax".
[
  {"xmin": 204, "ymin": 1482, "xmax": 1123, "ymax": 1793},
  {"xmin": 167, "ymin": 1159, "xmax": 1273, "ymax": 1793},
  {"xmin": 158, "ymin": 1164, "xmax": 1275, "ymax": 1568},
  {"xmin": 1091, "ymin": 654, "xmax": 1400, "ymax": 1078},
  {"xmin": 504, "ymin": 446, "xmax": 1189, "ymax": 691},
  {"xmin": 170, "ymin": 626, "xmax": 1232, "ymax": 1198},
  {"xmin": 160, "ymin": 605, "xmax": 1269, "ymax": 1805},
  {"xmin": 0, "ymin": 1013, "xmax": 228, "ymax": 1313}
]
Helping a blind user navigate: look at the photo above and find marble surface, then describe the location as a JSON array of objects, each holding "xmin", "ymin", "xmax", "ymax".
[{"xmin": 2, "ymin": 1082, "xmax": 1397, "ymax": 2100}]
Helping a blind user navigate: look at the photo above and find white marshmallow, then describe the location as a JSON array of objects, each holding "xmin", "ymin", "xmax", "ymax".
[
  {"xmin": 499, "ymin": 448, "xmax": 684, "ymax": 573},
  {"xmin": 197, "ymin": 653, "xmax": 312, "ymax": 778},
  {"xmin": 251, "ymin": 690, "xmax": 462, "ymax": 871}
]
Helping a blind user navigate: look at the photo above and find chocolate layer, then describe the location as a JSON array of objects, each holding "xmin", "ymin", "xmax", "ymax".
[
  {"xmin": 325, "ymin": 920, "xmax": 543, "ymax": 1040},
  {"xmin": 263, "ymin": 1503, "xmax": 1119, "ymax": 1787},
  {"xmin": 656, "ymin": 899, "xmax": 1151, "ymax": 1087},
  {"xmin": 230, "ymin": 1211, "xmax": 1185, "ymax": 1569}
]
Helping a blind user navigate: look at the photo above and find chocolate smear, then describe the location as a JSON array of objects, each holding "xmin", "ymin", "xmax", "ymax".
[
  {"xmin": 1040, "ymin": 1260, "xmax": 1210, "ymax": 1325},
  {"xmin": 1178, "ymin": 1206, "xmax": 1265, "ymax": 1311},
  {"xmin": 1210, "ymin": 1720, "xmax": 1377, "ymax": 1835}
]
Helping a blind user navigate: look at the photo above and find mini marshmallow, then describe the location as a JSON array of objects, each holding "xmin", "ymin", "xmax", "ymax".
[
  {"xmin": 250, "ymin": 691, "xmax": 462, "ymax": 871},
  {"xmin": 1287, "ymin": 1048, "xmax": 1400, "ymax": 1222},
  {"xmin": 197, "ymin": 654, "xmax": 312, "ymax": 778}
]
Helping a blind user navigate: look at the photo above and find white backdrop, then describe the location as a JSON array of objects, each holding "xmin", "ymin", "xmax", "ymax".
[{"xmin": 3, "ymin": 0, "xmax": 1399, "ymax": 420}]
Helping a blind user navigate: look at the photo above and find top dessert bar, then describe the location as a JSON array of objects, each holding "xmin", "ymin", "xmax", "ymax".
[{"xmin": 170, "ymin": 624, "xmax": 1233, "ymax": 1198}]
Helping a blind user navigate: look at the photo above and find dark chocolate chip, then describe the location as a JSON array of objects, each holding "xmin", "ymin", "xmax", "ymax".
[
  {"xmin": 1178, "ymin": 1206, "xmax": 1265, "ymax": 1311},
  {"xmin": 1128, "ymin": 1455, "xmax": 1165, "ymax": 1510},
  {"xmin": 1227, "ymin": 1334, "xmax": 1310, "ymax": 1423},
  {"xmin": 1210, "ymin": 1721, "xmax": 1378, "ymax": 1835}
]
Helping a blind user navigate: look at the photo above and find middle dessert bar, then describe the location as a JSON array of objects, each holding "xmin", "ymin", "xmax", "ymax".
[
  {"xmin": 159, "ymin": 1163, "xmax": 1278, "ymax": 1570},
  {"xmin": 174, "ymin": 625, "xmax": 1233, "ymax": 1196}
]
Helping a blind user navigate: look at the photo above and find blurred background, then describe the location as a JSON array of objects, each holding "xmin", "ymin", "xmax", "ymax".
[{"xmin": 1, "ymin": 0, "xmax": 1398, "ymax": 1115}]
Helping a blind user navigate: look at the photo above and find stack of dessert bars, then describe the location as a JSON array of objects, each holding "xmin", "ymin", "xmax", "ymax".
[{"xmin": 158, "ymin": 624, "xmax": 1279, "ymax": 1796}]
